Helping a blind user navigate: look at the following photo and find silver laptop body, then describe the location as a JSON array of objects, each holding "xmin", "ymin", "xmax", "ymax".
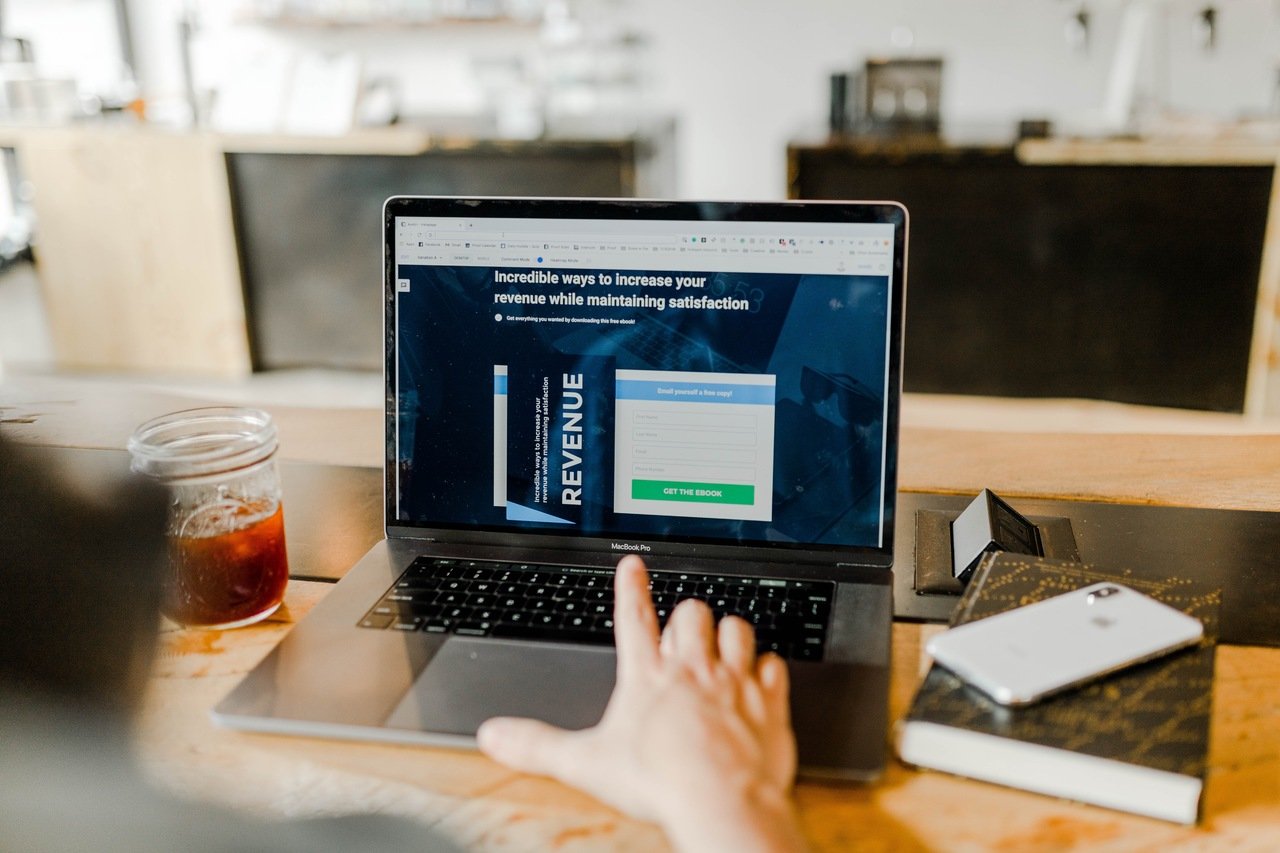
[{"xmin": 215, "ymin": 197, "xmax": 908, "ymax": 781}]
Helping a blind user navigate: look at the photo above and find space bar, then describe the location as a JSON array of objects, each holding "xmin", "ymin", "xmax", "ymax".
[{"xmin": 490, "ymin": 623, "xmax": 615, "ymax": 646}]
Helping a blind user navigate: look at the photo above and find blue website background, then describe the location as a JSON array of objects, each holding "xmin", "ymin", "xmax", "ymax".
[{"xmin": 395, "ymin": 263, "xmax": 890, "ymax": 548}]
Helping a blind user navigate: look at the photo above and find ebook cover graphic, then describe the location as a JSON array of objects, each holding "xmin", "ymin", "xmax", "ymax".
[{"xmin": 502, "ymin": 354, "xmax": 615, "ymax": 527}]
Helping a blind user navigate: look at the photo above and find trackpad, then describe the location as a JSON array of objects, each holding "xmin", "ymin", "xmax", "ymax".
[{"xmin": 383, "ymin": 638, "xmax": 616, "ymax": 735}]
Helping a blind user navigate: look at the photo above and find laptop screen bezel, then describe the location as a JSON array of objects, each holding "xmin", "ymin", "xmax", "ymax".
[{"xmin": 383, "ymin": 196, "xmax": 907, "ymax": 571}]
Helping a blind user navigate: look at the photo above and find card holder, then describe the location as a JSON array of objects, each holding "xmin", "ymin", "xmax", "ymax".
[{"xmin": 914, "ymin": 509, "xmax": 1080, "ymax": 595}]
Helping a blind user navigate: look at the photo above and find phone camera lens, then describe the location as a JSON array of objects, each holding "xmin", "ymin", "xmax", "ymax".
[{"xmin": 1087, "ymin": 586, "xmax": 1120, "ymax": 604}]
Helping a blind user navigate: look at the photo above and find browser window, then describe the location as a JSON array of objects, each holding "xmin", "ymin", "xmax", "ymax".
[{"xmin": 392, "ymin": 214, "xmax": 897, "ymax": 552}]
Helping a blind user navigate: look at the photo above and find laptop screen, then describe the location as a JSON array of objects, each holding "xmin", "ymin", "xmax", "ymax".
[{"xmin": 385, "ymin": 198, "xmax": 906, "ymax": 566}]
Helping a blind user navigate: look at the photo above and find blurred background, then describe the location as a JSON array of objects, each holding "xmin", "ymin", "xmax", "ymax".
[{"xmin": 2, "ymin": 0, "xmax": 1280, "ymax": 416}]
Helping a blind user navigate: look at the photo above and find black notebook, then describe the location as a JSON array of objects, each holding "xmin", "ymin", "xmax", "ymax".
[{"xmin": 896, "ymin": 553, "xmax": 1219, "ymax": 824}]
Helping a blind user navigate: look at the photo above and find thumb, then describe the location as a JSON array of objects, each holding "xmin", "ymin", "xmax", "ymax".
[{"xmin": 477, "ymin": 716, "xmax": 577, "ymax": 779}]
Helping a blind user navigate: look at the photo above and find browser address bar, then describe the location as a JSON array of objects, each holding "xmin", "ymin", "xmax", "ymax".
[{"xmin": 500, "ymin": 233, "xmax": 682, "ymax": 246}]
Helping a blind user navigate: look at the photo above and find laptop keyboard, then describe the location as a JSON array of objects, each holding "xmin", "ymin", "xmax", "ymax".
[{"xmin": 358, "ymin": 557, "xmax": 834, "ymax": 661}]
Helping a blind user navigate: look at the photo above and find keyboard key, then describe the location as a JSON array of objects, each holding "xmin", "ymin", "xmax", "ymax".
[
  {"xmin": 375, "ymin": 601, "xmax": 436, "ymax": 619},
  {"xmin": 360, "ymin": 613, "xmax": 393, "ymax": 629},
  {"xmin": 491, "ymin": 623, "xmax": 613, "ymax": 646},
  {"xmin": 790, "ymin": 643, "xmax": 822, "ymax": 661},
  {"xmin": 396, "ymin": 576, "xmax": 441, "ymax": 591},
  {"xmin": 803, "ymin": 600, "xmax": 831, "ymax": 621},
  {"xmin": 758, "ymin": 637, "xmax": 785, "ymax": 655}
]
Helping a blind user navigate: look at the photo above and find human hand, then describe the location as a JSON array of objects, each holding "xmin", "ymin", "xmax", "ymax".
[{"xmin": 477, "ymin": 555, "xmax": 806, "ymax": 852}]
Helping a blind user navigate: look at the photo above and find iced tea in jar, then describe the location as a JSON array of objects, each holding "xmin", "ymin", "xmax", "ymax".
[{"xmin": 128, "ymin": 407, "xmax": 289, "ymax": 629}]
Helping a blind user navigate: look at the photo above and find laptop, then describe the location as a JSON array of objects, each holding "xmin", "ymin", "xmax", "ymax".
[{"xmin": 214, "ymin": 197, "xmax": 908, "ymax": 781}]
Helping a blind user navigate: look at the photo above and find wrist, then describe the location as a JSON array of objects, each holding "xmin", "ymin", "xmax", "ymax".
[{"xmin": 660, "ymin": 778, "xmax": 807, "ymax": 853}]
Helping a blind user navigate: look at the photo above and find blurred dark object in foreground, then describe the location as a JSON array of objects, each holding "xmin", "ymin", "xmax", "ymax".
[{"xmin": 0, "ymin": 437, "xmax": 166, "ymax": 717}]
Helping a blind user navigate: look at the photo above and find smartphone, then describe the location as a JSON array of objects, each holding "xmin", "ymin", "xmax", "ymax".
[{"xmin": 926, "ymin": 582, "xmax": 1204, "ymax": 706}]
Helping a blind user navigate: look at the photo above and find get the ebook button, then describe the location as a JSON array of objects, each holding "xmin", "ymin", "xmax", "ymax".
[{"xmin": 631, "ymin": 479, "xmax": 754, "ymax": 505}]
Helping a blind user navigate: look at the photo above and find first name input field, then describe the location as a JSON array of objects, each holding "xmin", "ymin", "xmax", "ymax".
[{"xmin": 631, "ymin": 410, "xmax": 755, "ymax": 430}]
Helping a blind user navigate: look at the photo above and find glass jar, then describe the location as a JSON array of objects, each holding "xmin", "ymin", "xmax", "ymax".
[{"xmin": 128, "ymin": 407, "xmax": 289, "ymax": 629}]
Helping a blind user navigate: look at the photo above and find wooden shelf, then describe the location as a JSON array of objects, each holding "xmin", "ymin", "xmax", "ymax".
[{"xmin": 237, "ymin": 13, "xmax": 539, "ymax": 30}]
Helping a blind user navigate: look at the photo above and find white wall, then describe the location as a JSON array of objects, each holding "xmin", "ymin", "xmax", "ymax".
[
  {"xmin": 613, "ymin": 0, "xmax": 1279, "ymax": 198},
  {"xmin": 5, "ymin": 0, "xmax": 126, "ymax": 96},
  {"xmin": 9, "ymin": 0, "xmax": 1280, "ymax": 198}
]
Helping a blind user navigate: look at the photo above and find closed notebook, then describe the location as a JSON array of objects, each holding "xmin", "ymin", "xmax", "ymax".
[{"xmin": 896, "ymin": 553, "xmax": 1219, "ymax": 825}]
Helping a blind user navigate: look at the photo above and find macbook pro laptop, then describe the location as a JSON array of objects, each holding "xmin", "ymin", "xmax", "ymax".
[{"xmin": 215, "ymin": 197, "xmax": 908, "ymax": 780}]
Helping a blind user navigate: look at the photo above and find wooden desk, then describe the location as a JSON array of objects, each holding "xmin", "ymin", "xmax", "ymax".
[
  {"xmin": 142, "ymin": 583, "xmax": 1280, "ymax": 850},
  {"xmin": 4, "ymin": 379, "xmax": 1279, "ymax": 848}
]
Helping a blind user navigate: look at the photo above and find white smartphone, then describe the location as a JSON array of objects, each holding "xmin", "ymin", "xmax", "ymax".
[{"xmin": 926, "ymin": 582, "xmax": 1205, "ymax": 706}]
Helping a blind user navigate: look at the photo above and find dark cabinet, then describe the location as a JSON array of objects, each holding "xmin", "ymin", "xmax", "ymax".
[{"xmin": 789, "ymin": 140, "xmax": 1273, "ymax": 412}]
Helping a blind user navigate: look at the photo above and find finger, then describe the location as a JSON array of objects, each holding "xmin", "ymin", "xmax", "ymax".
[
  {"xmin": 668, "ymin": 597, "xmax": 717, "ymax": 674},
  {"xmin": 613, "ymin": 555, "xmax": 660, "ymax": 680},
  {"xmin": 477, "ymin": 717, "xmax": 578, "ymax": 780},
  {"xmin": 757, "ymin": 654, "xmax": 798, "ymax": 788},
  {"xmin": 717, "ymin": 615, "xmax": 756, "ymax": 678},
  {"xmin": 758, "ymin": 653, "xmax": 792, "ymax": 731}
]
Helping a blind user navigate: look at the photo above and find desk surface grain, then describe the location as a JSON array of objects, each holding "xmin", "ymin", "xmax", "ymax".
[{"xmin": 139, "ymin": 580, "xmax": 1280, "ymax": 851}]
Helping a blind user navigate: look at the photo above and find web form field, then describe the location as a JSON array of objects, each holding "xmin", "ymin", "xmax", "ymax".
[{"xmin": 614, "ymin": 369, "xmax": 775, "ymax": 522}]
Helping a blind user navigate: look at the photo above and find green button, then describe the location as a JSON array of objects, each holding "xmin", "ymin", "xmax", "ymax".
[{"xmin": 631, "ymin": 479, "xmax": 754, "ymax": 505}]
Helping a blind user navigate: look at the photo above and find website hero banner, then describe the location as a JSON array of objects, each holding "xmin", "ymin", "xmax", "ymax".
[{"xmin": 394, "ymin": 259, "xmax": 893, "ymax": 550}]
